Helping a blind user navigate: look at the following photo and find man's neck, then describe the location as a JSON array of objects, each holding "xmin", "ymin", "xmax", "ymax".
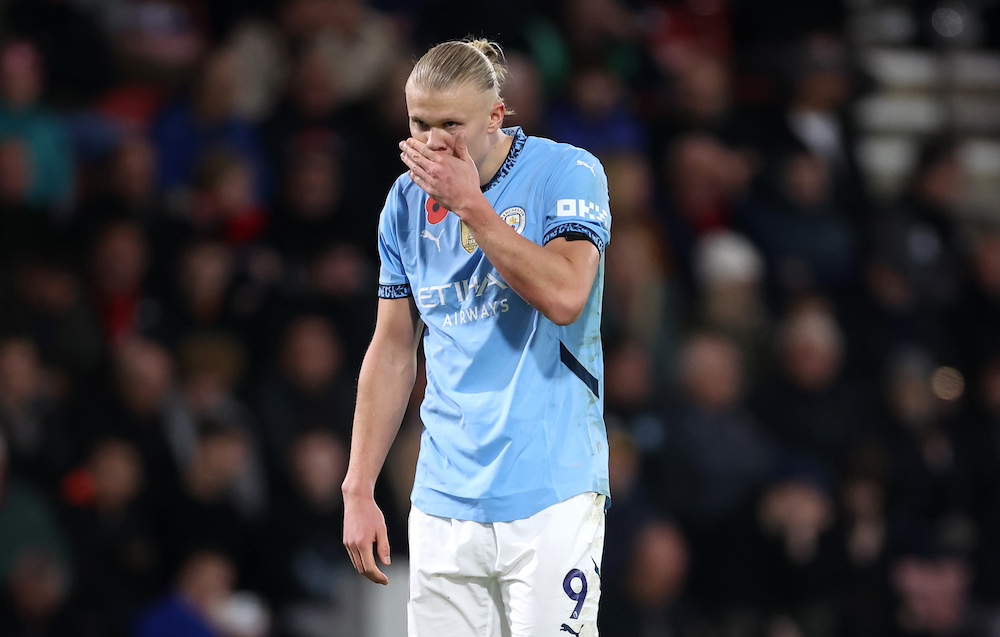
[{"xmin": 477, "ymin": 130, "xmax": 514, "ymax": 187}]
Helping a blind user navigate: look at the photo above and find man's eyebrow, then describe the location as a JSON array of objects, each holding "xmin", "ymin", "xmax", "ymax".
[{"xmin": 410, "ymin": 113, "xmax": 463, "ymax": 125}]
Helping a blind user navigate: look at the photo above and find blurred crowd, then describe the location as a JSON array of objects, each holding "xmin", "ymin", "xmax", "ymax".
[{"xmin": 1, "ymin": 1, "xmax": 1000, "ymax": 636}]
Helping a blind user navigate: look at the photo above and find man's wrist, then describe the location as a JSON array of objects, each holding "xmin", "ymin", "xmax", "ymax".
[
  {"xmin": 452, "ymin": 193, "xmax": 492, "ymax": 227},
  {"xmin": 342, "ymin": 475, "xmax": 376, "ymax": 499}
]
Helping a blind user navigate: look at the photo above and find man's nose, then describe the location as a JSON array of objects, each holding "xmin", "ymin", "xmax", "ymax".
[{"xmin": 427, "ymin": 128, "xmax": 449, "ymax": 151}]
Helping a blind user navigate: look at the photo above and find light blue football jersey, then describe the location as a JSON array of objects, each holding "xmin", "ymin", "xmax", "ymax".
[{"xmin": 376, "ymin": 127, "xmax": 611, "ymax": 523}]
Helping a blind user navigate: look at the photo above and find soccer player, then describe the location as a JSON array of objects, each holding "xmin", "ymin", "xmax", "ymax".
[{"xmin": 342, "ymin": 39, "xmax": 612, "ymax": 637}]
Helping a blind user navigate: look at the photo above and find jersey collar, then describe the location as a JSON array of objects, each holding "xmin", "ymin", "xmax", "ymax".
[{"xmin": 482, "ymin": 127, "xmax": 527, "ymax": 193}]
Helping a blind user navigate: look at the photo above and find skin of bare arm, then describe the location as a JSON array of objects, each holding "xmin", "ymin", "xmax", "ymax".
[
  {"xmin": 342, "ymin": 296, "xmax": 422, "ymax": 585},
  {"xmin": 450, "ymin": 187, "xmax": 599, "ymax": 326},
  {"xmin": 400, "ymin": 87, "xmax": 600, "ymax": 326}
]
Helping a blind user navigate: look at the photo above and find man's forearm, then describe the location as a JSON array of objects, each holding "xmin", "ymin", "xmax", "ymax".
[
  {"xmin": 342, "ymin": 342, "xmax": 417, "ymax": 496},
  {"xmin": 457, "ymin": 196, "xmax": 598, "ymax": 326}
]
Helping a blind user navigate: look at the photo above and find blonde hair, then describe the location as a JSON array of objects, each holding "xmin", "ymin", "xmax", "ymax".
[{"xmin": 409, "ymin": 39, "xmax": 509, "ymax": 106}]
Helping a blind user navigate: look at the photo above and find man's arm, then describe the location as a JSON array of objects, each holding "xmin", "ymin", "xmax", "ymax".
[
  {"xmin": 455, "ymin": 214, "xmax": 599, "ymax": 326},
  {"xmin": 342, "ymin": 296, "xmax": 423, "ymax": 585},
  {"xmin": 402, "ymin": 133, "xmax": 601, "ymax": 325}
]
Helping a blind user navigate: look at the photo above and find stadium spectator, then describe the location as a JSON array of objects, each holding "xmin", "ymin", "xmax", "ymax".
[
  {"xmin": 134, "ymin": 549, "xmax": 268, "ymax": 637},
  {"xmin": 86, "ymin": 219, "xmax": 154, "ymax": 346},
  {"xmin": 99, "ymin": 0, "xmax": 208, "ymax": 84},
  {"xmin": 648, "ymin": 332, "xmax": 777, "ymax": 632},
  {"xmin": 547, "ymin": 61, "xmax": 647, "ymax": 156},
  {"xmin": 151, "ymin": 48, "xmax": 271, "ymax": 206},
  {"xmin": 500, "ymin": 52, "xmax": 547, "ymax": 137},
  {"xmin": 152, "ymin": 242, "xmax": 260, "ymax": 350},
  {"xmin": 0, "ymin": 138, "xmax": 44, "ymax": 237},
  {"xmin": 307, "ymin": 0, "xmax": 399, "ymax": 108},
  {"xmin": 848, "ymin": 138, "xmax": 969, "ymax": 379},
  {"xmin": 251, "ymin": 315, "xmax": 354, "ymax": 497},
  {"xmin": 3, "ymin": 0, "xmax": 116, "ymax": 106},
  {"xmin": 521, "ymin": 0, "xmax": 650, "ymax": 95},
  {"xmin": 751, "ymin": 33, "xmax": 872, "ymax": 231},
  {"xmin": 754, "ymin": 458, "xmax": 842, "ymax": 637},
  {"xmin": 2, "ymin": 249, "xmax": 105, "ymax": 377},
  {"xmin": 0, "ymin": 432, "xmax": 74, "ymax": 636},
  {"xmin": 837, "ymin": 444, "xmax": 895, "ymax": 637},
  {"xmin": 0, "ymin": 335, "xmax": 68, "ymax": 490},
  {"xmin": 263, "ymin": 136, "xmax": 374, "ymax": 269},
  {"xmin": 0, "ymin": 549, "xmax": 75, "ymax": 637},
  {"xmin": 59, "ymin": 438, "xmax": 164, "ymax": 637},
  {"xmin": 167, "ymin": 332, "xmax": 266, "ymax": 521},
  {"xmin": 885, "ymin": 526, "xmax": 982, "ymax": 637},
  {"xmin": 186, "ymin": 151, "xmax": 268, "ymax": 247},
  {"xmin": 870, "ymin": 138, "xmax": 967, "ymax": 312},
  {"xmin": 604, "ymin": 337, "xmax": 670, "ymax": 454},
  {"xmin": 750, "ymin": 299, "xmax": 873, "ymax": 478},
  {"xmin": 153, "ymin": 420, "xmax": 261, "ymax": 589},
  {"xmin": 689, "ymin": 230, "xmax": 772, "ymax": 386},
  {"xmin": 260, "ymin": 46, "xmax": 382, "ymax": 221},
  {"xmin": 77, "ymin": 133, "xmax": 190, "ymax": 298},
  {"xmin": 0, "ymin": 40, "xmax": 74, "ymax": 213},
  {"xmin": 874, "ymin": 348, "xmax": 972, "ymax": 531},
  {"xmin": 261, "ymin": 48, "xmax": 347, "ymax": 176},
  {"xmin": 659, "ymin": 132, "xmax": 753, "ymax": 295},
  {"xmin": 69, "ymin": 337, "xmax": 180, "ymax": 505},
  {"xmin": 600, "ymin": 427, "xmax": 689, "ymax": 636},
  {"xmin": 259, "ymin": 428, "xmax": 360, "ymax": 637},
  {"xmin": 649, "ymin": 51, "xmax": 745, "ymax": 152},
  {"xmin": 603, "ymin": 152, "xmax": 681, "ymax": 379},
  {"xmin": 292, "ymin": 243, "xmax": 378, "ymax": 363},
  {"xmin": 736, "ymin": 150, "xmax": 857, "ymax": 304}
]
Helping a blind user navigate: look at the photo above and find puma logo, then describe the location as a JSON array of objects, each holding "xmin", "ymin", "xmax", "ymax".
[
  {"xmin": 421, "ymin": 228, "xmax": 443, "ymax": 252},
  {"xmin": 576, "ymin": 159, "xmax": 597, "ymax": 178},
  {"xmin": 560, "ymin": 624, "xmax": 582, "ymax": 636}
]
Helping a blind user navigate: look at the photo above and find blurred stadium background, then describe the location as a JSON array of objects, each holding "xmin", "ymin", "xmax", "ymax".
[{"xmin": 0, "ymin": 1, "xmax": 1000, "ymax": 636}]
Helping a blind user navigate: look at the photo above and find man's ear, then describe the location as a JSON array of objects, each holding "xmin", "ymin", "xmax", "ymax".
[{"xmin": 487, "ymin": 102, "xmax": 505, "ymax": 134}]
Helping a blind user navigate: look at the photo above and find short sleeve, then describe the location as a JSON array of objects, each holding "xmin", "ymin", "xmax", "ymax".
[
  {"xmin": 541, "ymin": 150, "xmax": 612, "ymax": 253},
  {"xmin": 377, "ymin": 183, "xmax": 411, "ymax": 299}
]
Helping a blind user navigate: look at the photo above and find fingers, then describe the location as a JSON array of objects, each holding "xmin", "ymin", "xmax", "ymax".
[
  {"xmin": 344, "ymin": 537, "xmax": 390, "ymax": 585},
  {"xmin": 345, "ymin": 540, "xmax": 361, "ymax": 573},
  {"xmin": 400, "ymin": 141, "xmax": 431, "ymax": 188},
  {"xmin": 344, "ymin": 499, "xmax": 391, "ymax": 586},
  {"xmin": 398, "ymin": 136, "xmax": 476, "ymax": 204},
  {"xmin": 401, "ymin": 137, "xmax": 427, "ymax": 154},
  {"xmin": 454, "ymin": 131, "xmax": 468, "ymax": 159},
  {"xmin": 377, "ymin": 526, "xmax": 391, "ymax": 566},
  {"xmin": 360, "ymin": 545, "xmax": 389, "ymax": 585},
  {"xmin": 400, "ymin": 139, "xmax": 429, "ymax": 164}
]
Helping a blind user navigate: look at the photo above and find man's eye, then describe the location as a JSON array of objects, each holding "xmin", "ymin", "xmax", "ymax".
[{"xmin": 444, "ymin": 122, "xmax": 459, "ymax": 129}]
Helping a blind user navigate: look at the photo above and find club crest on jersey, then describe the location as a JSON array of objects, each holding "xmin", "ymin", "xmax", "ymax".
[
  {"xmin": 500, "ymin": 206, "xmax": 526, "ymax": 235},
  {"xmin": 425, "ymin": 197, "xmax": 449, "ymax": 224}
]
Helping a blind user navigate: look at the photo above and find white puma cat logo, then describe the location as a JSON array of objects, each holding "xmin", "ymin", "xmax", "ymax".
[
  {"xmin": 576, "ymin": 159, "xmax": 597, "ymax": 178},
  {"xmin": 421, "ymin": 228, "xmax": 443, "ymax": 252}
]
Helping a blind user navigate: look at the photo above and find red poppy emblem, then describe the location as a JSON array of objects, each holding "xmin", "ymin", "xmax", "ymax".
[{"xmin": 425, "ymin": 197, "xmax": 449, "ymax": 224}]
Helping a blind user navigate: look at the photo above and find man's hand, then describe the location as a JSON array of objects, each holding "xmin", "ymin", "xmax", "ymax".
[
  {"xmin": 343, "ymin": 492, "xmax": 391, "ymax": 585},
  {"xmin": 400, "ymin": 132, "xmax": 483, "ymax": 214}
]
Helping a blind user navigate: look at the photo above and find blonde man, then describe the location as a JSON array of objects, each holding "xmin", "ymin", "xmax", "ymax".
[{"xmin": 343, "ymin": 39, "xmax": 612, "ymax": 636}]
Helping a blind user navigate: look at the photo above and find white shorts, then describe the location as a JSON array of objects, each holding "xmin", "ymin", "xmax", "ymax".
[{"xmin": 407, "ymin": 492, "xmax": 606, "ymax": 637}]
